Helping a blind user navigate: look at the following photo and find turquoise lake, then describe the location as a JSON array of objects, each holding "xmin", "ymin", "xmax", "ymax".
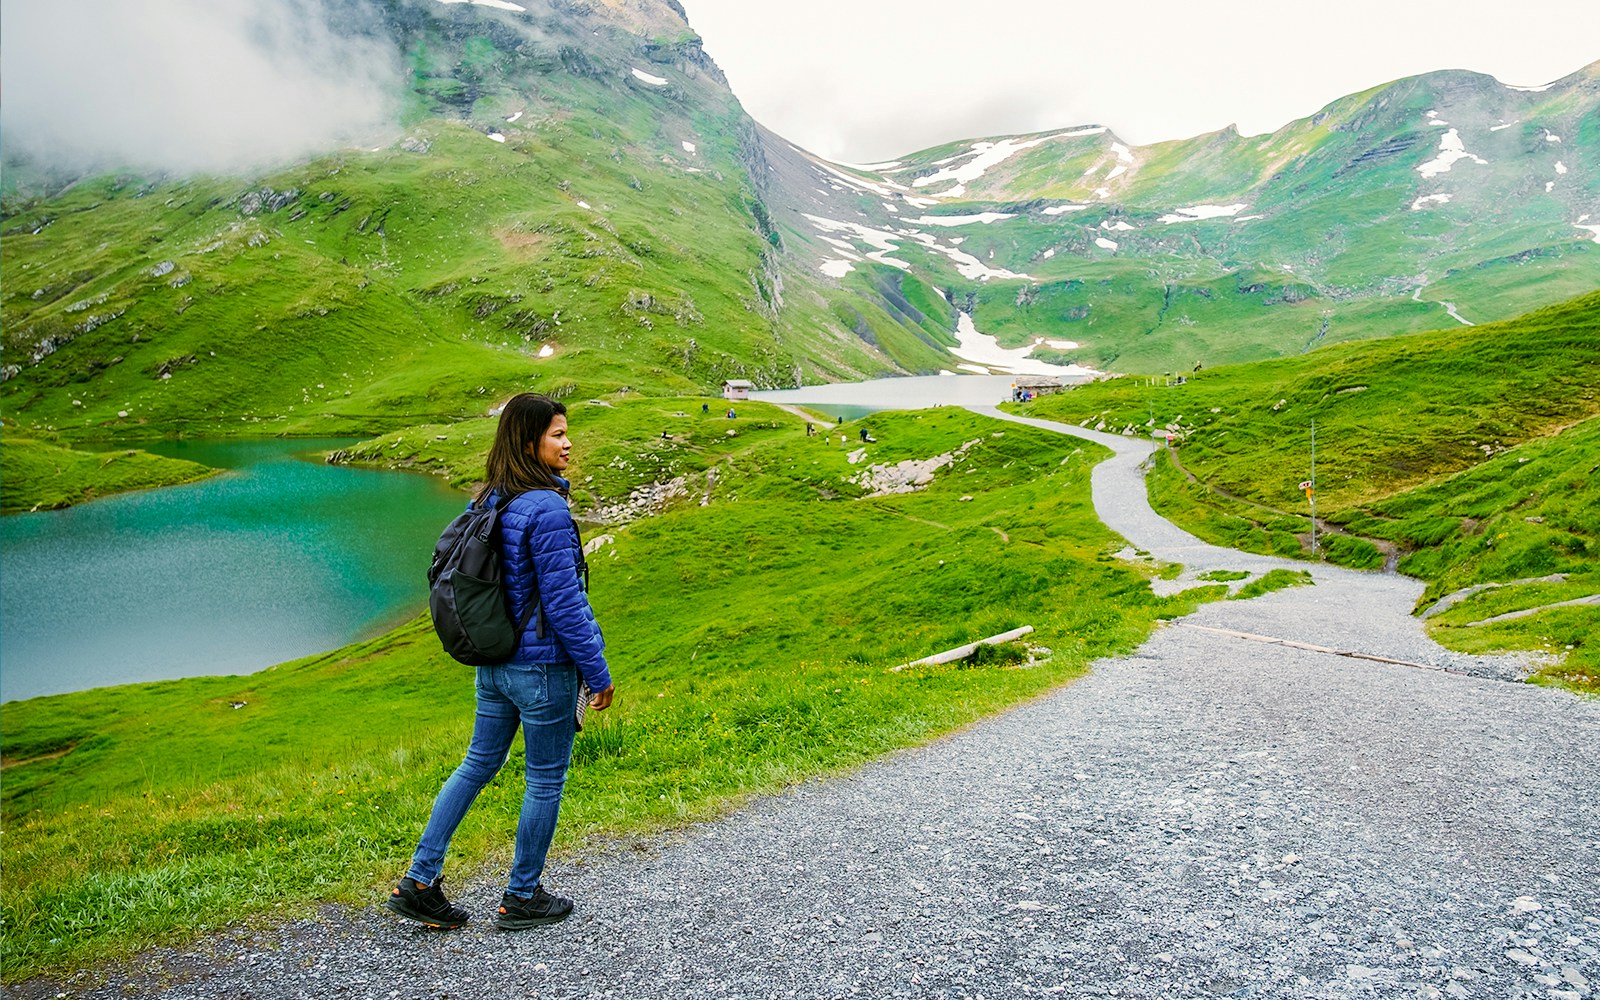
[{"xmin": 0, "ymin": 440, "xmax": 467, "ymax": 703}]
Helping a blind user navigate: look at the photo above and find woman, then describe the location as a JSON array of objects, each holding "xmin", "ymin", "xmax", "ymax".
[{"xmin": 388, "ymin": 393, "xmax": 615, "ymax": 931}]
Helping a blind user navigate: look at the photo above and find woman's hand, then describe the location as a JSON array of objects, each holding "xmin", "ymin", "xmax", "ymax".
[{"xmin": 589, "ymin": 684, "xmax": 615, "ymax": 711}]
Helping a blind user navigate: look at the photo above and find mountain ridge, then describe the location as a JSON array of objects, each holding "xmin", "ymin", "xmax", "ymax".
[{"xmin": 2, "ymin": 1, "xmax": 1595, "ymax": 440}]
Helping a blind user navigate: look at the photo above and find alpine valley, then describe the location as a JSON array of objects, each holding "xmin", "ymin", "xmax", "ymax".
[{"xmin": 3, "ymin": 0, "xmax": 1597, "ymax": 438}]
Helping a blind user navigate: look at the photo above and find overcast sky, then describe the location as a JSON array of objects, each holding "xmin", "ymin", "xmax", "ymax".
[
  {"xmin": 677, "ymin": 0, "xmax": 1600, "ymax": 163},
  {"xmin": 1, "ymin": 0, "xmax": 401, "ymax": 176}
]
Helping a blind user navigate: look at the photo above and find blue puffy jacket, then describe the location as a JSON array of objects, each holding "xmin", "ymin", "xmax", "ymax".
[{"xmin": 492, "ymin": 484, "xmax": 610, "ymax": 693}]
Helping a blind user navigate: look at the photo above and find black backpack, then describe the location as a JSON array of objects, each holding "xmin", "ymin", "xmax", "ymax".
[{"xmin": 427, "ymin": 494, "xmax": 534, "ymax": 665}]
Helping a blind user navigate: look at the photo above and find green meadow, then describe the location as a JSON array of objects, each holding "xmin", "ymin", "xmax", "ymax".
[
  {"xmin": 0, "ymin": 436, "xmax": 217, "ymax": 513},
  {"xmin": 1, "ymin": 402, "xmax": 1223, "ymax": 981},
  {"xmin": 1017, "ymin": 291, "xmax": 1600, "ymax": 691}
]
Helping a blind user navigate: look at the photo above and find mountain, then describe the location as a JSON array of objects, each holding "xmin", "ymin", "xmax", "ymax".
[
  {"xmin": 757, "ymin": 63, "xmax": 1600, "ymax": 373},
  {"xmin": 2, "ymin": 0, "xmax": 1596, "ymax": 439}
]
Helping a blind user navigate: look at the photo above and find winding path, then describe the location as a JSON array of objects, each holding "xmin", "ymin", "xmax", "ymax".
[{"xmin": 27, "ymin": 409, "xmax": 1600, "ymax": 1000}]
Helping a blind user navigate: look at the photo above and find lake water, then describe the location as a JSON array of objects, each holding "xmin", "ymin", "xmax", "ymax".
[
  {"xmin": 751, "ymin": 372, "xmax": 1088, "ymax": 419},
  {"xmin": 0, "ymin": 439, "xmax": 467, "ymax": 703}
]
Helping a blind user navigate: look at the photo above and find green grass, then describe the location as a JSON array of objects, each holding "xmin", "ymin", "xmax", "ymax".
[
  {"xmin": 0, "ymin": 403, "xmax": 1220, "ymax": 981},
  {"xmin": 1230, "ymin": 569, "xmax": 1314, "ymax": 601},
  {"xmin": 1013, "ymin": 291, "xmax": 1600, "ymax": 692},
  {"xmin": 1427, "ymin": 604, "xmax": 1597, "ymax": 692},
  {"xmin": 0, "ymin": 436, "xmax": 216, "ymax": 513}
]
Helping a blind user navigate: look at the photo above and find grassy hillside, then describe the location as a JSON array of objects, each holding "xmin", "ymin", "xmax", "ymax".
[
  {"xmin": 1015, "ymin": 291, "xmax": 1600, "ymax": 690},
  {"xmin": 0, "ymin": 435, "xmax": 217, "ymax": 513},
  {"xmin": 1, "ymin": 401, "xmax": 1232, "ymax": 981},
  {"xmin": 0, "ymin": 2, "xmax": 922, "ymax": 447}
]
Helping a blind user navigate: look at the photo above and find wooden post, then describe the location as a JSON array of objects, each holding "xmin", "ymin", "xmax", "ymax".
[{"xmin": 892, "ymin": 625, "xmax": 1035, "ymax": 671}]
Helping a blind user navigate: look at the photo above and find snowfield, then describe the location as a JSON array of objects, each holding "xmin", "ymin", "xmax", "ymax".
[
  {"xmin": 1416, "ymin": 129, "xmax": 1487, "ymax": 179},
  {"xmin": 1411, "ymin": 193, "xmax": 1452, "ymax": 211},
  {"xmin": 1158, "ymin": 204, "xmax": 1248, "ymax": 224},
  {"xmin": 947, "ymin": 312, "xmax": 1100, "ymax": 377},
  {"xmin": 912, "ymin": 130, "xmax": 1103, "ymax": 195},
  {"xmin": 630, "ymin": 68, "xmax": 668, "ymax": 86}
]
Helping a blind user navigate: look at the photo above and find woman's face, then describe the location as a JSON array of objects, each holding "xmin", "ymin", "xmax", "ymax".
[{"xmin": 527, "ymin": 413, "xmax": 571, "ymax": 471}]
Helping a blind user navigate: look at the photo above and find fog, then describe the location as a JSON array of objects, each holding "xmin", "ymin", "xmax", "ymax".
[
  {"xmin": 1, "ymin": 0, "xmax": 404, "ymax": 177},
  {"xmin": 679, "ymin": 0, "xmax": 1600, "ymax": 163}
]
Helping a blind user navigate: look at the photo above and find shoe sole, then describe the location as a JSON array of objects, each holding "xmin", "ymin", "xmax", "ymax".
[{"xmin": 385, "ymin": 895, "xmax": 467, "ymax": 929}]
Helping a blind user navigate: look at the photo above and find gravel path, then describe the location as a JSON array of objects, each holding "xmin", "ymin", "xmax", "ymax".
[{"xmin": 25, "ymin": 411, "xmax": 1599, "ymax": 1000}]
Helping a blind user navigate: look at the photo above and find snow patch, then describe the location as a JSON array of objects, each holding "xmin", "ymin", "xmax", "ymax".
[
  {"xmin": 1416, "ymin": 129, "xmax": 1486, "ymax": 179},
  {"xmin": 1546, "ymin": 133, "xmax": 1562, "ymax": 143},
  {"xmin": 883, "ymin": 202, "xmax": 899, "ymax": 212},
  {"xmin": 1555, "ymin": 161, "xmax": 1567, "ymax": 175},
  {"xmin": 909, "ymin": 212, "xmax": 1016, "ymax": 226},
  {"xmin": 904, "ymin": 231, "xmax": 1031, "ymax": 282},
  {"xmin": 947, "ymin": 312, "xmax": 1099, "ymax": 377},
  {"xmin": 1100, "ymin": 220, "xmax": 1134, "ymax": 231},
  {"xmin": 434, "ymin": 0, "xmax": 526, "ymax": 10},
  {"xmin": 1111, "ymin": 142, "xmax": 1133, "ymax": 162},
  {"xmin": 631, "ymin": 68, "xmax": 668, "ymax": 86},
  {"xmin": 1574, "ymin": 223, "xmax": 1600, "ymax": 244},
  {"xmin": 1546, "ymin": 181, "xmax": 1555, "ymax": 192},
  {"xmin": 1159, "ymin": 203, "xmax": 1248, "ymax": 224},
  {"xmin": 1042, "ymin": 204, "xmax": 1089, "ymax": 215},
  {"xmin": 903, "ymin": 195, "xmax": 940, "ymax": 208},
  {"xmin": 1489, "ymin": 120, "xmax": 1519, "ymax": 132},
  {"xmin": 1411, "ymin": 193, "xmax": 1452, "ymax": 211},
  {"xmin": 506, "ymin": 111, "xmax": 523, "ymax": 123},
  {"xmin": 1093, "ymin": 187, "xmax": 1110, "ymax": 199},
  {"xmin": 577, "ymin": 201, "xmax": 590, "ymax": 209},
  {"xmin": 1042, "ymin": 248, "xmax": 1056, "ymax": 259},
  {"xmin": 1235, "ymin": 214, "xmax": 1263, "ymax": 222},
  {"xmin": 681, "ymin": 140, "xmax": 696, "ymax": 154},
  {"xmin": 1094, "ymin": 237, "xmax": 1119, "ymax": 251},
  {"xmin": 813, "ymin": 158, "xmax": 899, "ymax": 197},
  {"xmin": 537, "ymin": 343, "xmax": 555, "ymax": 358},
  {"xmin": 1425, "ymin": 110, "xmax": 1450, "ymax": 126},
  {"xmin": 957, "ymin": 363, "xmax": 991, "ymax": 375},
  {"xmin": 487, "ymin": 132, "xmax": 506, "ymax": 143},
  {"xmin": 1046, "ymin": 340, "xmax": 1079, "ymax": 349},
  {"xmin": 1506, "ymin": 82, "xmax": 1555, "ymax": 92},
  {"xmin": 911, "ymin": 131, "xmax": 1082, "ymax": 192},
  {"xmin": 819, "ymin": 259, "xmax": 855, "ymax": 277},
  {"xmin": 1106, "ymin": 165, "xmax": 1127, "ymax": 180}
]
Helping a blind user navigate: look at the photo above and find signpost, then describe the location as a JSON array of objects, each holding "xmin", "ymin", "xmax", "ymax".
[{"xmin": 1306, "ymin": 419, "xmax": 1318, "ymax": 555}]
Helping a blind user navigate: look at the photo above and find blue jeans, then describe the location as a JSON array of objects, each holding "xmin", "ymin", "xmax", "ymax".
[{"xmin": 407, "ymin": 661, "xmax": 577, "ymax": 896}]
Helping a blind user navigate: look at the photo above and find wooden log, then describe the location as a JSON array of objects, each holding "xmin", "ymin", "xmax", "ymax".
[{"xmin": 892, "ymin": 625, "xmax": 1035, "ymax": 671}]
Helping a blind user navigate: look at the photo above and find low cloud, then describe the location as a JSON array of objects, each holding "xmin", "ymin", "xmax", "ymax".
[{"xmin": 1, "ymin": 0, "xmax": 404, "ymax": 177}]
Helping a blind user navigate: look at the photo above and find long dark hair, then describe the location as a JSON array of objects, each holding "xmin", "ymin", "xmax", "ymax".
[{"xmin": 479, "ymin": 393, "xmax": 568, "ymax": 502}]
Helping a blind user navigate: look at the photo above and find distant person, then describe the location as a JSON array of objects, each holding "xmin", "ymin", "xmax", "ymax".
[
  {"xmin": 702, "ymin": 402, "xmax": 709, "ymax": 415},
  {"xmin": 388, "ymin": 393, "xmax": 614, "ymax": 932},
  {"xmin": 726, "ymin": 408, "xmax": 736, "ymax": 419},
  {"xmin": 859, "ymin": 427, "xmax": 869, "ymax": 443},
  {"xmin": 806, "ymin": 422, "xmax": 815, "ymax": 437}
]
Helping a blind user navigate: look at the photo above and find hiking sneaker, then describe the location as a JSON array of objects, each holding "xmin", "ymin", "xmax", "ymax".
[
  {"xmin": 386, "ymin": 877, "xmax": 470, "ymax": 928},
  {"xmin": 494, "ymin": 885, "xmax": 573, "ymax": 930}
]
